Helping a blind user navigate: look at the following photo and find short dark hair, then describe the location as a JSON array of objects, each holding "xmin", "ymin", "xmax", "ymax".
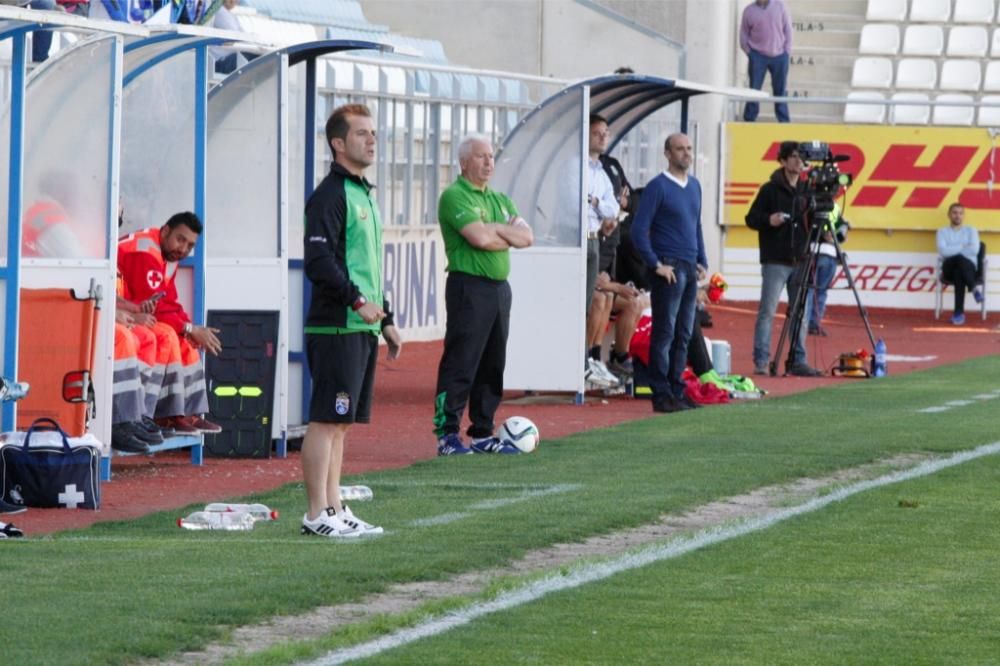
[
  {"xmin": 325, "ymin": 104, "xmax": 372, "ymax": 154},
  {"xmin": 589, "ymin": 113, "xmax": 608, "ymax": 127},
  {"xmin": 778, "ymin": 141, "xmax": 800, "ymax": 161},
  {"xmin": 165, "ymin": 211, "xmax": 203, "ymax": 235},
  {"xmin": 948, "ymin": 202, "xmax": 964, "ymax": 213}
]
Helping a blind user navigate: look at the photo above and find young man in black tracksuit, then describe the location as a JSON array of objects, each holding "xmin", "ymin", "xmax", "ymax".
[
  {"xmin": 300, "ymin": 104, "xmax": 402, "ymax": 538},
  {"xmin": 745, "ymin": 140, "xmax": 822, "ymax": 377}
]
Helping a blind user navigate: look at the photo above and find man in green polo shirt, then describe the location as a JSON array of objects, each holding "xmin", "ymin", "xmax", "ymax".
[{"xmin": 434, "ymin": 134, "xmax": 534, "ymax": 455}]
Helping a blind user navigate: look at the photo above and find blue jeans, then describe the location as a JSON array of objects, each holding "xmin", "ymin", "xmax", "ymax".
[
  {"xmin": 807, "ymin": 254, "xmax": 837, "ymax": 329},
  {"xmin": 753, "ymin": 263, "xmax": 808, "ymax": 368},
  {"xmin": 30, "ymin": 0, "xmax": 57, "ymax": 63},
  {"xmin": 743, "ymin": 50, "xmax": 790, "ymax": 122},
  {"xmin": 648, "ymin": 259, "xmax": 698, "ymax": 402}
]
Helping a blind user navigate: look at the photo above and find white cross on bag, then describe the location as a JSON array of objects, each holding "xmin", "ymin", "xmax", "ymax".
[{"xmin": 58, "ymin": 484, "xmax": 86, "ymax": 509}]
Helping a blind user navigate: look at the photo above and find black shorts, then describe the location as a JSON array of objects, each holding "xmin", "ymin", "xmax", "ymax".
[{"xmin": 306, "ymin": 332, "xmax": 378, "ymax": 424}]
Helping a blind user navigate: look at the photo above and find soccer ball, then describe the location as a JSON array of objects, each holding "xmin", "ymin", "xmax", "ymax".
[{"xmin": 498, "ymin": 416, "xmax": 540, "ymax": 453}]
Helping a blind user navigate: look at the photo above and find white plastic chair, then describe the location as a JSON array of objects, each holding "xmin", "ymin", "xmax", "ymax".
[
  {"xmin": 867, "ymin": 0, "xmax": 909, "ymax": 20},
  {"xmin": 985, "ymin": 62, "xmax": 1000, "ymax": 91},
  {"xmin": 993, "ymin": 28, "xmax": 1000, "ymax": 56},
  {"xmin": 896, "ymin": 58, "xmax": 938, "ymax": 89},
  {"xmin": 903, "ymin": 25, "xmax": 945, "ymax": 55},
  {"xmin": 947, "ymin": 26, "xmax": 989, "ymax": 58},
  {"xmin": 977, "ymin": 95, "xmax": 1000, "ymax": 126},
  {"xmin": 909, "ymin": 0, "xmax": 952, "ymax": 21},
  {"xmin": 932, "ymin": 94, "xmax": 975, "ymax": 125},
  {"xmin": 952, "ymin": 0, "xmax": 996, "ymax": 22},
  {"xmin": 859, "ymin": 24, "xmax": 901, "ymax": 55},
  {"xmin": 891, "ymin": 92, "xmax": 931, "ymax": 124},
  {"xmin": 845, "ymin": 92, "xmax": 887, "ymax": 123},
  {"xmin": 851, "ymin": 57, "xmax": 894, "ymax": 88},
  {"xmin": 939, "ymin": 60, "xmax": 983, "ymax": 91}
]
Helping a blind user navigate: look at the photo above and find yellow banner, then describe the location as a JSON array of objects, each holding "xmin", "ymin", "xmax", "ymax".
[{"xmin": 724, "ymin": 123, "xmax": 1000, "ymax": 232}]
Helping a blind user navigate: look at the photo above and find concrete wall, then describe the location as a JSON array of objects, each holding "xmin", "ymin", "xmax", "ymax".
[
  {"xmin": 359, "ymin": 0, "xmax": 687, "ymax": 80},
  {"xmin": 359, "ymin": 0, "xmax": 742, "ymax": 273}
]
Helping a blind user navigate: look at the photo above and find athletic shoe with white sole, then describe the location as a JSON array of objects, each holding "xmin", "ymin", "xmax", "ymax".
[
  {"xmin": 0, "ymin": 521, "xmax": 24, "ymax": 538},
  {"xmin": 339, "ymin": 505, "xmax": 383, "ymax": 535},
  {"xmin": 437, "ymin": 433, "xmax": 473, "ymax": 456},
  {"xmin": 470, "ymin": 436, "xmax": 521, "ymax": 455},
  {"xmin": 301, "ymin": 507, "xmax": 361, "ymax": 538},
  {"xmin": 584, "ymin": 358, "xmax": 618, "ymax": 388}
]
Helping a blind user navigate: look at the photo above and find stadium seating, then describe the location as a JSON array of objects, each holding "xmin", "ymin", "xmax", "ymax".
[
  {"xmin": 939, "ymin": 60, "xmax": 982, "ymax": 91},
  {"xmin": 851, "ymin": 57, "xmax": 894, "ymax": 89},
  {"xmin": 978, "ymin": 95, "xmax": 1000, "ymax": 125},
  {"xmin": 952, "ymin": 0, "xmax": 996, "ymax": 22},
  {"xmin": 931, "ymin": 93, "xmax": 975, "ymax": 124},
  {"xmin": 845, "ymin": 91, "xmax": 887, "ymax": 123},
  {"xmin": 946, "ymin": 25, "xmax": 989, "ymax": 56},
  {"xmin": 909, "ymin": 0, "xmax": 952, "ymax": 22},
  {"xmin": 891, "ymin": 92, "xmax": 931, "ymax": 124},
  {"xmin": 867, "ymin": 0, "xmax": 909, "ymax": 22},
  {"xmin": 851, "ymin": 1, "xmax": 1000, "ymax": 125},
  {"xmin": 985, "ymin": 62, "xmax": 1000, "ymax": 91},
  {"xmin": 896, "ymin": 58, "xmax": 938, "ymax": 89},
  {"xmin": 902, "ymin": 25, "xmax": 944, "ymax": 55},
  {"xmin": 859, "ymin": 24, "xmax": 901, "ymax": 54}
]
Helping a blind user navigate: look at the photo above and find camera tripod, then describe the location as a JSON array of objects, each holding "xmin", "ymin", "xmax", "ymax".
[{"xmin": 770, "ymin": 217, "xmax": 877, "ymax": 377}]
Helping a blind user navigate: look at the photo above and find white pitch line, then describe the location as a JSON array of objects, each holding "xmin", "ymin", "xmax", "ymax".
[
  {"xmin": 305, "ymin": 441, "xmax": 1000, "ymax": 666},
  {"xmin": 408, "ymin": 484, "xmax": 581, "ymax": 527},
  {"xmin": 917, "ymin": 406, "xmax": 950, "ymax": 413},
  {"xmin": 946, "ymin": 400, "xmax": 974, "ymax": 407}
]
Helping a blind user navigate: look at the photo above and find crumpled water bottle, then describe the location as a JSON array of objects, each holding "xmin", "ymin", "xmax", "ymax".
[
  {"xmin": 340, "ymin": 485, "xmax": 373, "ymax": 502},
  {"xmin": 203, "ymin": 503, "xmax": 278, "ymax": 521},
  {"xmin": 0, "ymin": 377, "xmax": 29, "ymax": 402},
  {"xmin": 872, "ymin": 338, "xmax": 887, "ymax": 378},
  {"xmin": 177, "ymin": 511, "xmax": 255, "ymax": 531}
]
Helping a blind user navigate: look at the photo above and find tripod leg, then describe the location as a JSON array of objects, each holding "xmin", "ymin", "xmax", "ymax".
[
  {"xmin": 771, "ymin": 255, "xmax": 816, "ymax": 376},
  {"xmin": 831, "ymin": 243, "xmax": 878, "ymax": 351}
]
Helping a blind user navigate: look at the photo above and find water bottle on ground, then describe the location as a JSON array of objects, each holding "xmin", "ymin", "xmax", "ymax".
[
  {"xmin": 0, "ymin": 377, "xmax": 29, "ymax": 402},
  {"xmin": 340, "ymin": 485, "xmax": 374, "ymax": 502},
  {"xmin": 177, "ymin": 510, "xmax": 255, "ymax": 531},
  {"xmin": 203, "ymin": 503, "xmax": 278, "ymax": 521},
  {"xmin": 873, "ymin": 338, "xmax": 887, "ymax": 377}
]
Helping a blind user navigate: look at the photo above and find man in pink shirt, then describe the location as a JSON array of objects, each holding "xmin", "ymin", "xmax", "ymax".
[{"xmin": 740, "ymin": 0, "xmax": 793, "ymax": 123}]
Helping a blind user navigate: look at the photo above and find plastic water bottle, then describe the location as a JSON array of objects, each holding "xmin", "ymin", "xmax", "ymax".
[
  {"xmin": 0, "ymin": 377, "xmax": 29, "ymax": 402},
  {"xmin": 873, "ymin": 338, "xmax": 887, "ymax": 377},
  {"xmin": 177, "ymin": 511, "xmax": 255, "ymax": 531},
  {"xmin": 340, "ymin": 485, "xmax": 374, "ymax": 502},
  {"xmin": 203, "ymin": 503, "xmax": 278, "ymax": 521}
]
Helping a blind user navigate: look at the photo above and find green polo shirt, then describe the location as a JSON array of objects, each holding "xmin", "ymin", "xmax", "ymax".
[{"xmin": 438, "ymin": 176, "xmax": 519, "ymax": 281}]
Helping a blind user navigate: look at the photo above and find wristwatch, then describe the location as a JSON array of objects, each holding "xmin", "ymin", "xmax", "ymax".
[
  {"xmin": 182, "ymin": 322, "xmax": 194, "ymax": 336},
  {"xmin": 352, "ymin": 295, "xmax": 368, "ymax": 311}
]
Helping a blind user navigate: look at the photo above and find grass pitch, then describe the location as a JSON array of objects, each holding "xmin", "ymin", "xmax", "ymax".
[{"xmin": 1, "ymin": 356, "xmax": 998, "ymax": 664}]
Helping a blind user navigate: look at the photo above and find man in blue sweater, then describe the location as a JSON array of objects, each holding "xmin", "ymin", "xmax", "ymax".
[{"xmin": 631, "ymin": 133, "xmax": 707, "ymax": 413}]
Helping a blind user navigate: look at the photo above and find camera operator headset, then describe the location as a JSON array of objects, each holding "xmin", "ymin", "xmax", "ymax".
[{"xmin": 744, "ymin": 140, "xmax": 823, "ymax": 377}]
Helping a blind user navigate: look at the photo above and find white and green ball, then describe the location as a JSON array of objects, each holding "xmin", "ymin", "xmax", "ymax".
[{"xmin": 498, "ymin": 416, "xmax": 540, "ymax": 453}]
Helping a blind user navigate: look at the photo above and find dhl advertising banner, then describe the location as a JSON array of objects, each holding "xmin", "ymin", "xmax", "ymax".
[{"xmin": 722, "ymin": 123, "xmax": 997, "ymax": 310}]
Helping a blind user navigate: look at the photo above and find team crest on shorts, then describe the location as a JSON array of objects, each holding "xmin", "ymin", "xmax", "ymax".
[{"xmin": 335, "ymin": 392, "xmax": 350, "ymax": 415}]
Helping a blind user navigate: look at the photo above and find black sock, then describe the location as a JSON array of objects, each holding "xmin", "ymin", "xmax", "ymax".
[{"xmin": 589, "ymin": 346, "xmax": 602, "ymax": 361}]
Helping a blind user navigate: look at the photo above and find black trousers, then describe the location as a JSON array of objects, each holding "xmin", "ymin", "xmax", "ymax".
[
  {"xmin": 434, "ymin": 272, "xmax": 512, "ymax": 439},
  {"xmin": 942, "ymin": 255, "xmax": 977, "ymax": 314}
]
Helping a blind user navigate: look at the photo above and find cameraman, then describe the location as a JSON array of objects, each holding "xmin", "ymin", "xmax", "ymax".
[{"xmin": 745, "ymin": 141, "xmax": 822, "ymax": 377}]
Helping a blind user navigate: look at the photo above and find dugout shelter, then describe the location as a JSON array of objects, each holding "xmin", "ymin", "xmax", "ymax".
[{"xmin": 492, "ymin": 73, "xmax": 764, "ymax": 399}]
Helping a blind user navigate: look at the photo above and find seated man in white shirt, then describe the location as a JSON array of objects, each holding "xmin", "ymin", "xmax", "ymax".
[{"xmin": 936, "ymin": 202, "xmax": 982, "ymax": 326}]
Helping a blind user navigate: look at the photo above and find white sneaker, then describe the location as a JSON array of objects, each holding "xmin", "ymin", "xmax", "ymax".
[
  {"xmin": 592, "ymin": 359, "xmax": 621, "ymax": 387},
  {"xmin": 301, "ymin": 508, "xmax": 362, "ymax": 538},
  {"xmin": 339, "ymin": 505, "xmax": 383, "ymax": 536},
  {"xmin": 585, "ymin": 358, "xmax": 616, "ymax": 388}
]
